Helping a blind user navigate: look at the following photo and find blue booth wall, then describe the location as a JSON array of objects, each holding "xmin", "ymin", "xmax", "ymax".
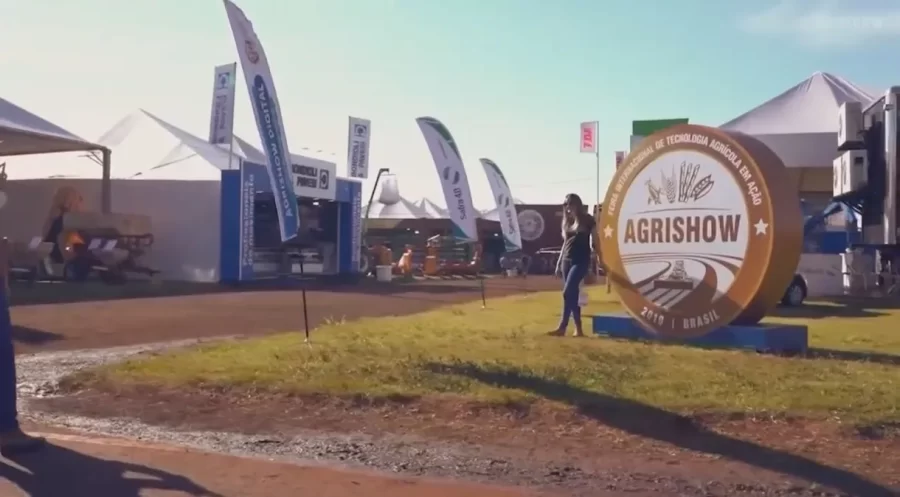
[{"xmin": 220, "ymin": 162, "xmax": 362, "ymax": 283}]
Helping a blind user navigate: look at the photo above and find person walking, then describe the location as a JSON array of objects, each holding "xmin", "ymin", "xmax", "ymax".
[
  {"xmin": 549, "ymin": 193, "xmax": 598, "ymax": 337},
  {"xmin": 0, "ymin": 241, "xmax": 44, "ymax": 456}
]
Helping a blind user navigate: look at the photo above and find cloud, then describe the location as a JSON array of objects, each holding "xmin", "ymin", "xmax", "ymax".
[{"xmin": 740, "ymin": 0, "xmax": 900, "ymax": 48}]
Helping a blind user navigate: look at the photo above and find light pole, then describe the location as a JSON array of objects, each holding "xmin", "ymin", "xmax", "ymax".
[
  {"xmin": 359, "ymin": 168, "xmax": 390, "ymax": 274},
  {"xmin": 363, "ymin": 167, "xmax": 390, "ymax": 237}
]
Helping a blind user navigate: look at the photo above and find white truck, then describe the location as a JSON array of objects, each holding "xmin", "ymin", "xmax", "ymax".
[{"xmin": 781, "ymin": 202, "xmax": 854, "ymax": 306}]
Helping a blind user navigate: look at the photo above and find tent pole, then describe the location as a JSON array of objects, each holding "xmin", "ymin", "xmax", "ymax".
[
  {"xmin": 101, "ymin": 148, "xmax": 112, "ymax": 214},
  {"xmin": 364, "ymin": 168, "xmax": 390, "ymax": 234}
]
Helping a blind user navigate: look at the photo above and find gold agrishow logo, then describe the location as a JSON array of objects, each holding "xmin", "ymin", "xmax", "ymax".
[{"xmin": 599, "ymin": 124, "xmax": 803, "ymax": 338}]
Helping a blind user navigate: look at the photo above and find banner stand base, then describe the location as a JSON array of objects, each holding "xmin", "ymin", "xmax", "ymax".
[{"xmin": 591, "ymin": 313, "xmax": 808, "ymax": 355}]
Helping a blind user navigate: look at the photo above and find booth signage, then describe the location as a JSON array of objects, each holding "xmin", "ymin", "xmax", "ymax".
[
  {"xmin": 481, "ymin": 158, "xmax": 523, "ymax": 252},
  {"xmin": 292, "ymin": 157, "xmax": 337, "ymax": 201},
  {"xmin": 614, "ymin": 151, "xmax": 625, "ymax": 169},
  {"xmin": 346, "ymin": 116, "xmax": 371, "ymax": 179},
  {"xmin": 351, "ymin": 185, "xmax": 362, "ymax": 271},
  {"xmin": 517, "ymin": 209, "xmax": 545, "ymax": 242},
  {"xmin": 580, "ymin": 121, "xmax": 598, "ymax": 154},
  {"xmin": 238, "ymin": 165, "xmax": 256, "ymax": 280},
  {"xmin": 208, "ymin": 63, "xmax": 237, "ymax": 146},
  {"xmin": 224, "ymin": 0, "xmax": 300, "ymax": 242},
  {"xmin": 599, "ymin": 124, "xmax": 802, "ymax": 338},
  {"xmin": 416, "ymin": 117, "xmax": 479, "ymax": 242}
]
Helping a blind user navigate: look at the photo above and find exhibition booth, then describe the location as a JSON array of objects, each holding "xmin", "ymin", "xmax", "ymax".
[
  {"xmin": 0, "ymin": 109, "xmax": 362, "ymax": 283},
  {"xmin": 220, "ymin": 162, "xmax": 361, "ymax": 282}
]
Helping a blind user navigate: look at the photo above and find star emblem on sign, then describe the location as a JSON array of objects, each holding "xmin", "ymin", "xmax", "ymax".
[
  {"xmin": 754, "ymin": 219, "xmax": 769, "ymax": 235},
  {"xmin": 603, "ymin": 225, "xmax": 614, "ymax": 238}
]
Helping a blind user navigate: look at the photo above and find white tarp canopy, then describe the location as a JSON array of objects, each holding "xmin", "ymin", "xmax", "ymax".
[
  {"xmin": 8, "ymin": 109, "xmax": 336, "ymax": 182},
  {"xmin": 6, "ymin": 109, "xmax": 240, "ymax": 180},
  {"xmin": 362, "ymin": 174, "xmax": 428, "ymax": 219},
  {"xmin": 2, "ymin": 110, "xmax": 228, "ymax": 282},
  {"xmin": 364, "ymin": 197, "xmax": 429, "ymax": 219},
  {"xmin": 0, "ymin": 97, "xmax": 103, "ymax": 157},
  {"xmin": 1, "ymin": 109, "xmax": 338, "ymax": 282},
  {"xmin": 720, "ymin": 72, "xmax": 875, "ymax": 168},
  {"xmin": 417, "ymin": 197, "xmax": 449, "ymax": 218}
]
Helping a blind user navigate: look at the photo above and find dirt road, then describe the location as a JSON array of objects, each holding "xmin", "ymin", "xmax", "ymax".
[
  {"xmin": 1, "ymin": 429, "xmax": 547, "ymax": 497},
  {"xmin": 11, "ymin": 277, "xmax": 559, "ymax": 355}
]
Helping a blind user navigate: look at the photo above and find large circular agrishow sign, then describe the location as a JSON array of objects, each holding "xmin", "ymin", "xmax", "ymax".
[{"xmin": 599, "ymin": 124, "xmax": 802, "ymax": 338}]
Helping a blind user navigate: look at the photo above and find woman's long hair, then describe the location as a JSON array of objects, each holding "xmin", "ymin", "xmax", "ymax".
[{"xmin": 561, "ymin": 193, "xmax": 587, "ymax": 237}]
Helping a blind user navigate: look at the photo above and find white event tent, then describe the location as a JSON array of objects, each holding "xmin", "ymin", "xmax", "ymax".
[
  {"xmin": 0, "ymin": 97, "xmax": 102, "ymax": 156},
  {"xmin": 362, "ymin": 174, "xmax": 429, "ymax": 219},
  {"xmin": 417, "ymin": 197, "xmax": 449, "ymax": 218},
  {"xmin": 0, "ymin": 109, "xmax": 336, "ymax": 282},
  {"xmin": 363, "ymin": 197, "xmax": 429, "ymax": 219},
  {"xmin": 719, "ymin": 72, "xmax": 875, "ymax": 196},
  {"xmin": 0, "ymin": 96, "xmax": 111, "ymax": 209}
]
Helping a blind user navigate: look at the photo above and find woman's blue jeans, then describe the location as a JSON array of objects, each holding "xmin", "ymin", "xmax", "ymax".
[
  {"xmin": 558, "ymin": 260, "xmax": 588, "ymax": 330},
  {"xmin": 0, "ymin": 286, "xmax": 18, "ymax": 433}
]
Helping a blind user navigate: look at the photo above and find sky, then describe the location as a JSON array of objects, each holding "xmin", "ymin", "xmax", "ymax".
[{"xmin": 3, "ymin": 0, "xmax": 900, "ymax": 209}]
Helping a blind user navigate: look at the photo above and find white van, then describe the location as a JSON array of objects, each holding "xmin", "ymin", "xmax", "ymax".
[{"xmin": 781, "ymin": 202, "xmax": 856, "ymax": 306}]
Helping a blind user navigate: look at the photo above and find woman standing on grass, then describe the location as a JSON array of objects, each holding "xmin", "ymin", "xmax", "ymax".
[{"xmin": 549, "ymin": 193, "xmax": 598, "ymax": 337}]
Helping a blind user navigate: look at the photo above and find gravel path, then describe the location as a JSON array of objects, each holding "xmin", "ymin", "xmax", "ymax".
[{"xmin": 13, "ymin": 341, "xmax": 883, "ymax": 497}]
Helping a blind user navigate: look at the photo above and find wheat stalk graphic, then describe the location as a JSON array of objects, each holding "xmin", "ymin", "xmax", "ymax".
[
  {"xmin": 662, "ymin": 166, "xmax": 676, "ymax": 203},
  {"xmin": 677, "ymin": 162, "xmax": 700, "ymax": 203}
]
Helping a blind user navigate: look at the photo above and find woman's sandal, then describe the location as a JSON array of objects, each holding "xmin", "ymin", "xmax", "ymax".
[{"xmin": 547, "ymin": 328, "xmax": 566, "ymax": 337}]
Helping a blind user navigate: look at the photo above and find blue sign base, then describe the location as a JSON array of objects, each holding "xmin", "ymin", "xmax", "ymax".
[{"xmin": 591, "ymin": 313, "xmax": 808, "ymax": 354}]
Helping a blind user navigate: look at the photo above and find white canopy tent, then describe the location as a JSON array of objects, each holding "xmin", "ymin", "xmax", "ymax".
[
  {"xmin": 0, "ymin": 97, "xmax": 102, "ymax": 157},
  {"xmin": 362, "ymin": 173, "xmax": 428, "ymax": 219},
  {"xmin": 417, "ymin": 197, "xmax": 449, "ymax": 218},
  {"xmin": 0, "ymin": 96, "xmax": 111, "ymax": 210},
  {"xmin": 1, "ymin": 108, "xmax": 341, "ymax": 282},
  {"xmin": 120, "ymin": 111, "xmax": 337, "ymax": 185},
  {"xmin": 720, "ymin": 72, "xmax": 875, "ymax": 169},
  {"xmin": 0, "ymin": 110, "xmax": 233, "ymax": 281},
  {"xmin": 8, "ymin": 109, "xmax": 336, "ymax": 181},
  {"xmin": 6, "ymin": 109, "xmax": 250, "ymax": 181},
  {"xmin": 363, "ymin": 197, "xmax": 428, "ymax": 219}
]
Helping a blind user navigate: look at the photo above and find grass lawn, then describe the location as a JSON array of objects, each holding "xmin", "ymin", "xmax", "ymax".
[{"xmin": 71, "ymin": 287, "xmax": 900, "ymax": 424}]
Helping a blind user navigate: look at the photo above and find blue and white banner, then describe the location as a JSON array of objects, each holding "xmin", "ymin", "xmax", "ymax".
[
  {"xmin": 350, "ymin": 182, "xmax": 362, "ymax": 271},
  {"xmin": 415, "ymin": 117, "xmax": 479, "ymax": 242},
  {"xmin": 346, "ymin": 116, "xmax": 371, "ymax": 179},
  {"xmin": 223, "ymin": 0, "xmax": 299, "ymax": 242},
  {"xmin": 238, "ymin": 163, "xmax": 257, "ymax": 280},
  {"xmin": 480, "ymin": 158, "xmax": 522, "ymax": 252},
  {"xmin": 208, "ymin": 63, "xmax": 237, "ymax": 146}
]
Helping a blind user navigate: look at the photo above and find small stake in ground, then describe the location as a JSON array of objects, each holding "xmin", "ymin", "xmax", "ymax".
[
  {"xmin": 299, "ymin": 257, "xmax": 310, "ymax": 343},
  {"xmin": 479, "ymin": 274, "xmax": 486, "ymax": 309}
]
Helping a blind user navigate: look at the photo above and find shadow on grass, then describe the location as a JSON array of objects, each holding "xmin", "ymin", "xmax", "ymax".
[
  {"xmin": 10, "ymin": 326, "xmax": 63, "ymax": 345},
  {"xmin": 769, "ymin": 303, "xmax": 886, "ymax": 319},
  {"xmin": 803, "ymin": 348, "xmax": 900, "ymax": 366},
  {"xmin": 820, "ymin": 296, "xmax": 900, "ymax": 311},
  {"xmin": 0, "ymin": 442, "xmax": 222, "ymax": 497},
  {"xmin": 425, "ymin": 362, "xmax": 896, "ymax": 497}
]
